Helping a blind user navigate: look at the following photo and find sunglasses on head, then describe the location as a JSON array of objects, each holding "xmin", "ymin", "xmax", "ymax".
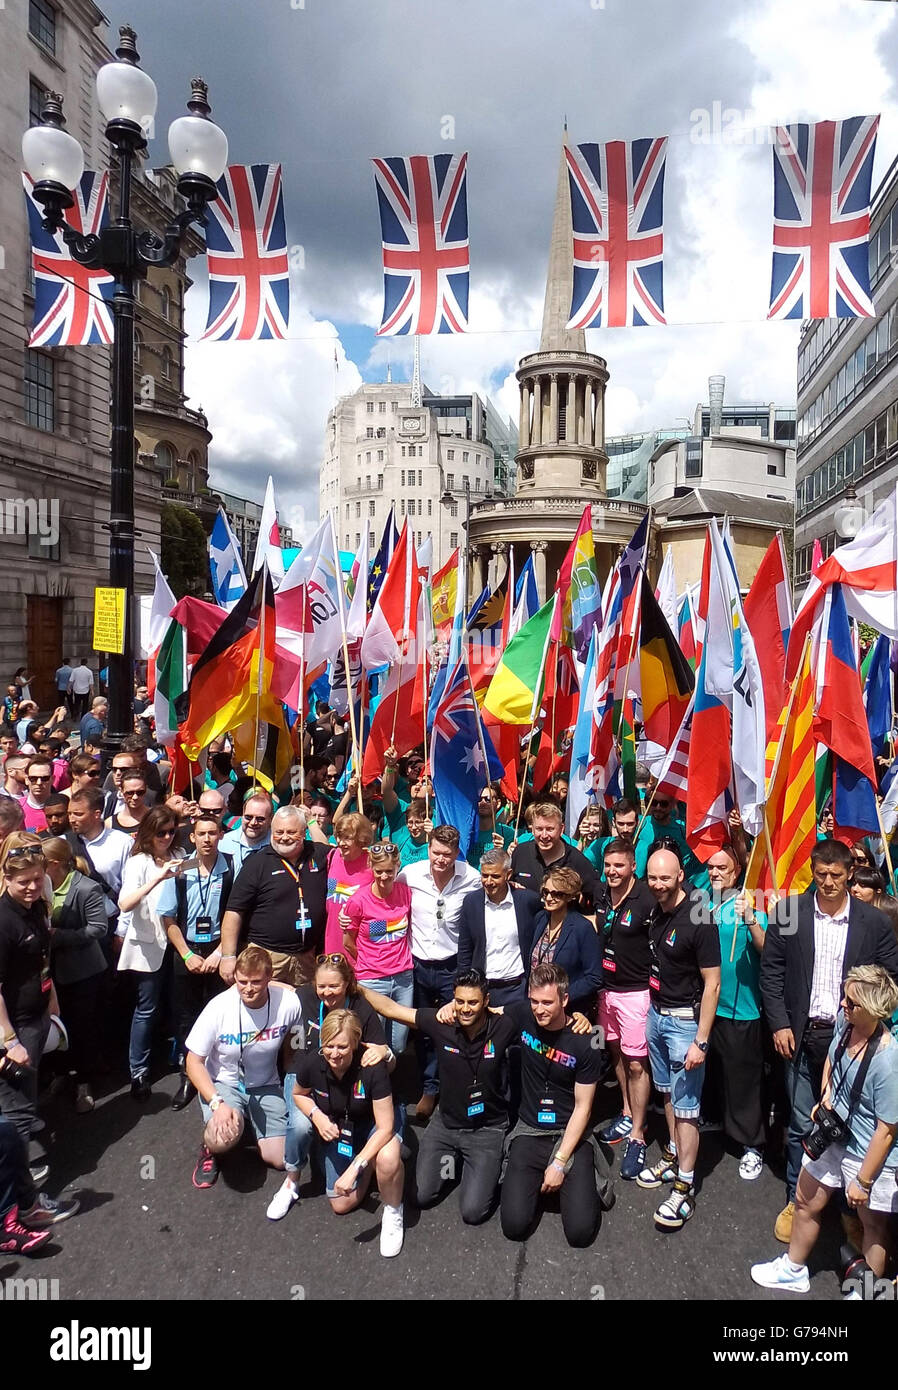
[
  {"xmin": 4, "ymin": 845, "xmax": 45, "ymax": 862},
  {"xmin": 316, "ymin": 953, "xmax": 346, "ymax": 967}
]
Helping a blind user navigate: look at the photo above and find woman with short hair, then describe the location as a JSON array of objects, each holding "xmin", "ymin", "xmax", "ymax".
[
  {"xmin": 43, "ymin": 837, "xmax": 107, "ymax": 1113},
  {"xmin": 323, "ymin": 812, "xmax": 375, "ymax": 954},
  {"xmin": 528, "ymin": 866, "xmax": 602, "ymax": 1016},
  {"xmin": 752, "ymin": 964, "xmax": 898, "ymax": 1294}
]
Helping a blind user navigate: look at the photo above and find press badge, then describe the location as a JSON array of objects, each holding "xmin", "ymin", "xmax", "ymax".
[
  {"xmin": 295, "ymin": 904, "xmax": 308, "ymax": 933},
  {"xmin": 337, "ymin": 1123, "xmax": 354, "ymax": 1158},
  {"xmin": 537, "ymin": 1095, "xmax": 556, "ymax": 1125},
  {"xmin": 236, "ymin": 1059, "xmax": 248, "ymax": 1096},
  {"xmin": 194, "ymin": 916, "xmax": 213, "ymax": 944},
  {"xmin": 603, "ymin": 946, "xmax": 616, "ymax": 973},
  {"xmin": 467, "ymin": 1086, "xmax": 484, "ymax": 1119}
]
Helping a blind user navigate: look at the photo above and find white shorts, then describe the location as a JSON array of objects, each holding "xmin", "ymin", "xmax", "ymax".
[{"xmin": 802, "ymin": 1141, "xmax": 898, "ymax": 1213}]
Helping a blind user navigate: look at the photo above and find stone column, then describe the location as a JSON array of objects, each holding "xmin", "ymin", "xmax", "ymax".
[
  {"xmin": 549, "ymin": 373, "xmax": 559, "ymax": 445},
  {"xmin": 532, "ymin": 378, "xmax": 543, "ymax": 448},
  {"xmin": 518, "ymin": 380, "xmax": 531, "ymax": 450},
  {"xmin": 583, "ymin": 379, "xmax": 594, "ymax": 446},
  {"xmin": 530, "ymin": 540, "xmax": 548, "ymax": 604},
  {"xmin": 491, "ymin": 540, "xmax": 509, "ymax": 592},
  {"xmin": 566, "ymin": 375, "xmax": 577, "ymax": 443},
  {"xmin": 471, "ymin": 544, "xmax": 487, "ymax": 593},
  {"xmin": 592, "ymin": 379, "xmax": 604, "ymax": 448}
]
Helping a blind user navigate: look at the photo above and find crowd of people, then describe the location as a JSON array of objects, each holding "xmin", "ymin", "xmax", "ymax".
[{"xmin": 1, "ymin": 690, "xmax": 898, "ymax": 1294}]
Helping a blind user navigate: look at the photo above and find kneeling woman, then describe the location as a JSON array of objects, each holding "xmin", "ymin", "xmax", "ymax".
[
  {"xmin": 292, "ymin": 1009, "xmax": 405, "ymax": 1257},
  {"xmin": 752, "ymin": 965, "xmax": 898, "ymax": 1295}
]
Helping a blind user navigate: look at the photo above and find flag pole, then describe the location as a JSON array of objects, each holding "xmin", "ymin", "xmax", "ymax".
[
  {"xmin": 298, "ymin": 613, "xmax": 306, "ymax": 798},
  {"xmin": 420, "ymin": 644, "xmax": 431, "ymax": 822},
  {"xmin": 465, "ymin": 656, "xmax": 496, "ymax": 834},
  {"xmin": 249, "ymin": 562, "xmax": 271, "ymax": 793},
  {"xmin": 512, "ymin": 598, "xmax": 558, "ymax": 841},
  {"xmin": 329, "ymin": 514, "xmax": 361, "ymax": 805},
  {"xmin": 875, "ymin": 798, "xmax": 897, "ymax": 895}
]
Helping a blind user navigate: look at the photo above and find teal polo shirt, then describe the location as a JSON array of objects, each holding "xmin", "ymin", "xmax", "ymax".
[
  {"xmin": 713, "ymin": 894, "xmax": 766, "ymax": 1022},
  {"xmin": 467, "ymin": 821, "xmax": 515, "ymax": 868}
]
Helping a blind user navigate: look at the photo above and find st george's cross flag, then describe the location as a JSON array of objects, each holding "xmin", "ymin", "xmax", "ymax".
[
  {"xmin": 23, "ymin": 171, "xmax": 114, "ymax": 346},
  {"xmin": 768, "ymin": 116, "xmax": 879, "ymax": 320},
  {"xmin": 565, "ymin": 137, "xmax": 667, "ymax": 328},
  {"xmin": 201, "ymin": 164, "xmax": 291, "ymax": 341},
  {"xmin": 373, "ymin": 153, "xmax": 469, "ymax": 335}
]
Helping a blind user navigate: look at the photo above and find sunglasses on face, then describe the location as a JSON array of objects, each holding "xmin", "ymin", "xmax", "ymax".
[
  {"xmin": 243, "ymin": 814, "xmax": 268, "ymax": 824},
  {"xmin": 843, "ymin": 996, "xmax": 863, "ymax": 1012},
  {"xmin": 541, "ymin": 888, "xmax": 568, "ymax": 900},
  {"xmin": 28, "ymin": 774, "xmax": 51, "ymax": 783}
]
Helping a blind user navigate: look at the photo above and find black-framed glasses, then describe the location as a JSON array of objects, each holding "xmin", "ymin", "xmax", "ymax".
[
  {"xmin": 4, "ymin": 845, "xmax": 45, "ymax": 860},
  {"xmin": 27, "ymin": 774, "xmax": 51, "ymax": 782},
  {"xmin": 843, "ymin": 996, "xmax": 863, "ymax": 1012},
  {"xmin": 242, "ymin": 814, "xmax": 268, "ymax": 824}
]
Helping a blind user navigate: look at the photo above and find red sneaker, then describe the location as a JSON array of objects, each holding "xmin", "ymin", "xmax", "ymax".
[{"xmin": 1, "ymin": 1206, "xmax": 53, "ymax": 1254}]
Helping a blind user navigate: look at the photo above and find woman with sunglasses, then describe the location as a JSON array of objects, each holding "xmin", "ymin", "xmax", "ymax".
[
  {"xmin": 528, "ymin": 866, "xmax": 602, "ymax": 1017},
  {"xmin": 752, "ymin": 965, "xmax": 898, "ymax": 1294},
  {"xmin": 322, "ymin": 812, "xmax": 374, "ymax": 954},
  {"xmin": 63, "ymin": 752, "xmax": 102, "ymax": 798},
  {"xmin": 116, "ymin": 805, "xmax": 184, "ymax": 1101},
  {"xmin": 267, "ymin": 951, "xmax": 392, "ymax": 1221},
  {"xmin": 341, "ymin": 841, "xmax": 414, "ymax": 1055}
]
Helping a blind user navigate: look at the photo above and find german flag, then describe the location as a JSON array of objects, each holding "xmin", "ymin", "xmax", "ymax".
[
  {"xmin": 638, "ymin": 572, "xmax": 694, "ymax": 748},
  {"xmin": 179, "ymin": 565, "xmax": 291, "ymax": 786}
]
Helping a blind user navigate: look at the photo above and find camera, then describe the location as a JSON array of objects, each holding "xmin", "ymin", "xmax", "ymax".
[
  {"xmin": 802, "ymin": 1103, "xmax": 850, "ymax": 1161},
  {"xmin": 0, "ymin": 1045, "xmax": 33, "ymax": 1092}
]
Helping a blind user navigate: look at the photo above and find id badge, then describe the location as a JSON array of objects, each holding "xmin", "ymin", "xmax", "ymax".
[
  {"xmin": 649, "ymin": 962, "xmax": 661, "ymax": 993},
  {"xmin": 295, "ymin": 905, "xmax": 308, "ymax": 934},
  {"xmin": 194, "ymin": 916, "xmax": 213, "ymax": 944},
  {"xmin": 603, "ymin": 947, "xmax": 616, "ymax": 973},
  {"xmin": 537, "ymin": 1095, "xmax": 556, "ymax": 1125},
  {"xmin": 467, "ymin": 1086, "xmax": 484, "ymax": 1119},
  {"xmin": 236, "ymin": 1058, "xmax": 249, "ymax": 1096},
  {"xmin": 337, "ymin": 1123, "xmax": 354, "ymax": 1159}
]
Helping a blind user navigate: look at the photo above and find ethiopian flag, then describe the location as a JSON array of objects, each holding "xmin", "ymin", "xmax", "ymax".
[
  {"xmin": 179, "ymin": 564, "xmax": 291, "ymax": 785},
  {"xmin": 484, "ymin": 596, "xmax": 555, "ymax": 725}
]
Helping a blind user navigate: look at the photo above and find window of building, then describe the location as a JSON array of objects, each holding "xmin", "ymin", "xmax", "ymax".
[
  {"xmin": 376, "ymin": 428, "xmax": 386, "ymax": 439},
  {"xmin": 377, "ymin": 474, "xmax": 383, "ymax": 489},
  {"xmin": 29, "ymin": 77, "xmax": 46, "ymax": 128},
  {"xmin": 427, "ymin": 499, "xmax": 432, "ymax": 516},
  {"xmin": 474, "ymin": 477, "xmax": 481, "ymax": 492},
  {"xmin": 450, "ymin": 532, "xmax": 458, "ymax": 548},
  {"xmin": 345, "ymin": 534, "xmax": 350, "ymax": 547},
  {"xmin": 154, "ymin": 441, "xmax": 175, "ymax": 476},
  {"xmin": 684, "ymin": 437, "xmax": 702, "ymax": 479},
  {"xmin": 449, "ymin": 502, "xmax": 458, "ymax": 518},
  {"xmin": 355, "ymin": 501, "xmax": 361, "ymax": 518},
  {"xmin": 365, "ymin": 475, "xmax": 370, "ymax": 489},
  {"xmin": 401, "ymin": 470, "xmax": 405, "ymax": 486},
  {"xmin": 367, "ymin": 401, "xmax": 374, "ymax": 414},
  {"xmin": 365, "ymin": 452, "xmax": 371, "ymax": 464},
  {"xmin": 29, "ymin": 0, "xmax": 56, "ymax": 52},
  {"xmin": 160, "ymin": 286, "xmax": 172, "ymax": 321},
  {"xmin": 23, "ymin": 349, "xmax": 54, "ymax": 431},
  {"xmin": 26, "ymin": 509, "xmax": 60, "ymax": 562},
  {"xmin": 864, "ymin": 422, "xmax": 876, "ymax": 470},
  {"xmin": 368, "ymin": 500, "xmax": 376, "ymax": 517},
  {"xmin": 377, "ymin": 450, "xmax": 384, "ymax": 462},
  {"xmin": 446, "ymin": 473, "xmax": 455, "ymax": 490},
  {"xmin": 161, "ymin": 348, "xmax": 172, "ymax": 382},
  {"xmin": 417, "ymin": 470, "xmax": 422, "ymax": 486},
  {"xmin": 378, "ymin": 401, "xmax": 386, "ymax": 413},
  {"xmin": 400, "ymin": 500, "xmax": 405, "ymax": 516},
  {"xmin": 356, "ymin": 533, "xmax": 361, "ymax": 548},
  {"xmin": 370, "ymin": 531, "xmax": 376, "ymax": 547},
  {"xmin": 346, "ymin": 503, "xmax": 351, "ymax": 518},
  {"xmin": 134, "ymin": 329, "xmax": 143, "ymax": 365},
  {"xmin": 447, "ymin": 449, "xmax": 455, "ymax": 460},
  {"xmin": 876, "ymin": 410, "xmax": 888, "ymax": 457},
  {"xmin": 462, "ymin": 451, "xmax": 469, "ymax": 463},
  {"xmin": 366, "ymin": 427, "xmax": 374, "ymax": 438},
  {"xmin": 463, "ymin": 475, "xmax": 470, "ymax": 493}
]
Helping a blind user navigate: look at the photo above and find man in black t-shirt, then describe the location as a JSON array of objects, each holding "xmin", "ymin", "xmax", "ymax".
[
  {"xmin": 595, "ymin": 838, "xmax": 656, "ymax": 1180},
  {"xmin": 363, "ymin": 969, "xmax": 519, "ymax": 1225},
  {"xmin": 636, "ymin": 849, "xmax": 721, "ymax": 1231},
  {"xmin": 510, "ymin": 802, "xmax": 600, "ymax": 912},
  {"xmin": 500, "ymin": 962, "xmax": 604, "ymax": 1248},
  {"xmin": 219, "ymin": 807, "xmax": 328, "ymax": 988}
]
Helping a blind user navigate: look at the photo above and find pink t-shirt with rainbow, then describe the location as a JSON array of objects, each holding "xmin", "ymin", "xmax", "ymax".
[
  {"xmin": 345, "ymin": 881, "xmax": 413, "ymax": 979},
  {"xmin": 324, "ymin": 850, "xmax": 373, "ymax": 954}
]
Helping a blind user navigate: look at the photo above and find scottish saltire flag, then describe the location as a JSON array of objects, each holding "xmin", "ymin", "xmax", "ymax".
[
  {"xmin": 768, "ymin": 116, "xmax": 879, "ymax": 320},
  {"xmin": 209, "ymin": 508, "xmax": 247, "ymax": 612},
  {"xmin": 433, "ymin": 655, "xmax": 505, "ymax": 857},
  {"xmin": 373, "ymin": 153, "xmax": 469, "ymax": 335},
  {"xmin": 565, "ymin": 138, "xmax": 667, "ymax": 328},
  {"xmin": 23, "ymin": 171, "xmax": 114, "ymax": 346},
  {"xmin": 201, "ymin": 164, "xmax": 290, "ymax": 341}
]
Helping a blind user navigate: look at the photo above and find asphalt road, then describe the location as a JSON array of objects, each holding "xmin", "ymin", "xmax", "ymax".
[{"xmin": 1, "ymin": 1055, "xmax": 851, "ymax": 1306}]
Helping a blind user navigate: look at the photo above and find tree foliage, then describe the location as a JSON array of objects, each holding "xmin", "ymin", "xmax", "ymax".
[{"xmin": 161, "ymin": 503, "xmax": 208, "ymax": 598}]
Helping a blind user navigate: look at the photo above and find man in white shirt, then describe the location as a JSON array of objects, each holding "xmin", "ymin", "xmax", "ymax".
[
  {"xmin": 184, "ymin": 944, "xmax": 302, "ymax": 1190},
  {"xmin": 67, "ymin": 786, "xmax": 132, "ymax": 929},
  {"xmin": 398, "ymin": 825, "xmax": 480, "ymax": 1119},
  {"xmin": 220, "ymin": 793, "xmax": 273, "ymax": 871},
  {"xmin": 68, "ymin": 660, "xmax": 95, "ymax": 721}
]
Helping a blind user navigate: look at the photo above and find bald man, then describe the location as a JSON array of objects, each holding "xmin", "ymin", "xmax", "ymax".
[{"xmin": 635, "ymin": 849, "xmax": 721, "ymax": 1233}]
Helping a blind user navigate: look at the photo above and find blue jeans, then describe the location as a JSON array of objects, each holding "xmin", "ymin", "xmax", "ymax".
[
  {"xmin": 646, "ymin": 1008, "xmax": 705, "ymax": 1120},
  {"xmin": 128, "ymin": 969, "xmax": 166, "ymax": 1081},
  {"xmin": 357, "ymin": 969, "xmax": 414, "ymax": 1055},
  {"xmin": 413, "ymin": 957, "xmax": 457, "ymax": 1097},
  {"xmin": 785, "ymin": 1041, "xmax": 828, "ymax": 1201},
  {"xmin": 284, "ymin": 1073, "xmax": 314, "ymax": 1174}
]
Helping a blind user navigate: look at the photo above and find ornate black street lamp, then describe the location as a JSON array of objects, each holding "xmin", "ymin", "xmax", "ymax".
[{"xmin": 22, "ymin": 25, "xmax": 228, "ymax": 760}]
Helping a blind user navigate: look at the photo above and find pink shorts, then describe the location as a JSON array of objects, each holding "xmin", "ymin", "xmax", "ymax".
[{"xmin": 599, "ymin": 988, "xmax": 650, "ymax": 1058}]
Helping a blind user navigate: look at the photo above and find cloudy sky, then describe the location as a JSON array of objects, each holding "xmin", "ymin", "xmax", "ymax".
[{"xmin": 104, "ymin": 0, "xmax": 898, "ymax": 541}]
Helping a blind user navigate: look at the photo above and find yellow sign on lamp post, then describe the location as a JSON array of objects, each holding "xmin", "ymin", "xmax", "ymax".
[{"xmin": 93, "ymin": 587, "xmax": 127, "ymax": 656}]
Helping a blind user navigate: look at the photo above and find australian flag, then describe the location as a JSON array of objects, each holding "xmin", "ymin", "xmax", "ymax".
[
  {"xmin": 373, "ymin": 153, "xmax": 469, "ymax": 335},
  {"xmin": 23, "ymin": 171, "xmax": 114, "ymax": 346},
  {"xmin": 201, "ymin": 164, "xmax": 290, "ymax": 341},
  {"xmin": 432, "ymin": 655, "xmax": 505, "ymax": 857},
  {"xmin": 566, "ymin": 138, "xmax": 667, "ymax": 328},
  {"xmin": 768, "ymin": 116, "xmax": 879, "ymax": 320}
]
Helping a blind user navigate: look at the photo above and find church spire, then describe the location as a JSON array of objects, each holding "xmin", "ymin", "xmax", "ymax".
[{"xmin": 539, "ymin": 130, "xmax": 587, "ymax": 354}]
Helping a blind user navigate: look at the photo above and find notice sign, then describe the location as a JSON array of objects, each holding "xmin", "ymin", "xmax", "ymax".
[{"xmin": 93, "ymin": 587, "xmax": 126, "ymax": 655}]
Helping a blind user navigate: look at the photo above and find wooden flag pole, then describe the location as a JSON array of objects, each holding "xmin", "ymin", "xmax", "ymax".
[
  {"xmin": 512, "ymin": 601, "xmax": 558, "ymax": 842},
  {"xmin": 420, "ymin": 642, "xmax": 431, "ymax": 822},
  {"xmin": 251, "ymin": 565, "xmax": 268, "ymax": 793},
  {"xmin": 328, "ymin": 515, "xmax": 361, "ymax": 807},
  {"xmin": 876, "ymin": 798, "xmax": 897, "ymax": 895}
]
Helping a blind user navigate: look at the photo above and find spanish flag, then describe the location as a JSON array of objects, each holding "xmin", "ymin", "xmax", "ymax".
[
  {"xmin": 179, "ymin": 564, "xmax": 291, "ymax": 786},
  {"xmin": 431, "ymin": 549, "xmax": 459, "ymax": 633},
  {"xmin": 639, "ymin": 573, "xmax": 694, "ymax": 748}
]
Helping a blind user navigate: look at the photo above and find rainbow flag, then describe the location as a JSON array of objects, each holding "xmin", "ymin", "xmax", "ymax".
[{"xmin": 551, "ymin": 505, "xmax": 601, "ymax": 661}]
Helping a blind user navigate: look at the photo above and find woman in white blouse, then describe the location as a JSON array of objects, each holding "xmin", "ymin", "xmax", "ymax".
[{"xmin": 117, "ymin": 804, "xmax": 183, "ymax": 1101}]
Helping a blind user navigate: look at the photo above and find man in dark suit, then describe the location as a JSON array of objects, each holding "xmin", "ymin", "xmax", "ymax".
[
  {"xmin": 457, "ymin": 849, "xmax": 541, "ymax": 1005},
  {"xmin": 760, "ymin": 837, "xmax": 898, "ymax": 1244}
]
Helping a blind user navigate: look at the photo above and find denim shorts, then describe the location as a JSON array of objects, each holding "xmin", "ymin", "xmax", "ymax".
[
  {"xmin": 645, "ymin": 1007, "xmax": 706, "ymax": 1120},
  {"xmin": 317, "ymin": 1121, "xmax": 402, "ymax": 1197},
  {"xmin": 200, "ymin": 1082, "xmax": 287, "ymax": 1140}
]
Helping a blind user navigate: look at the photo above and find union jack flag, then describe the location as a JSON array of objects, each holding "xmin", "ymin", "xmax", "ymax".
[
  {"xmin": 201, "ymin": 164, "xmax": 290, "ymax": 341},
  {"xmin": 23, "ymin": 171, "xmax": 114, "ymax": 347},
  {"xmin": 565, "ymin": 138, "xmax": 667, "ymax": 329},
  {"xmin": 768, "ymin": 116, "xmax": 879, "ymax": 320},
  {"xmin": 373, "ymin": 153, "xmax": 469, "ymax": 335}
]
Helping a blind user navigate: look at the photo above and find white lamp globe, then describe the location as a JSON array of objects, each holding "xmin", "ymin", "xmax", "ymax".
[
  {"xmin": 168, "ymin": 115, "xmax": 228, "ymax": 183},
  {"xmin": 96, "ymin": 61, "xmax": 158, "ymax": 128},
  {"xmin": 22, "ymin": 124, "xmax": 84, "ymax": 190}
]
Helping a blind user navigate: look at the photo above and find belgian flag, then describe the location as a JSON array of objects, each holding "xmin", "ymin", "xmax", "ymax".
[
  {"xmin": 179, "ymin": 565, "xmax": 291, "ymax": 787},
  {"xmin": 639, "ymin": 572, "xmax": 694, "ymax": 749}
]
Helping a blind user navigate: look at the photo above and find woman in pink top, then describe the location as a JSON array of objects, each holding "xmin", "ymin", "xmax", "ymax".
[
  {"xmin": 342, "ymin": 841, "xmax": 413, "ymax": 1055},
  {"xmin": 323, "ymin": 812, "xmax": 374, "ymax": 954}
]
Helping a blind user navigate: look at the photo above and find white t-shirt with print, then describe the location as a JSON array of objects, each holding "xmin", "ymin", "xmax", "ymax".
[{"xmin": 185, "ymin": 983, "xmax": 302, "ymax": 1090}]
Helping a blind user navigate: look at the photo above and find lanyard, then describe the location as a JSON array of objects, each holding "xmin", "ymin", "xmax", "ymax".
[
  {"xmin": 279, "ymin": 855, "xmax": 306, "ymax": 911},
  {"xmin": 195, "ymin": 861, "xmax": 218, "ymax": 918},
  {"xmin": 237, "ymin": 992, "xmax": 271, "ymax": 1064},
  {"xmin": 459, "ymin": 1018, "xmax": 494, "ymax": 1087},
  {"xmin": 325, "ymin": 1059, "xmax": 359, "ymax": 1126}
]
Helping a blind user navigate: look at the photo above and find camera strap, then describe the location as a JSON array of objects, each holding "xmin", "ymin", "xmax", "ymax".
[{"xmin": 830, "ymin": 1024, "xmax": 882, "ymax": 1120}]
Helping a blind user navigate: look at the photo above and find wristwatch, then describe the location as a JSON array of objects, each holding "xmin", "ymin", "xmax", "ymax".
[
  {"xmin": 209, "ymin": 1094, "xmax": 223, "ymax": 1111},
  {"xmin": 694, "ymin": 1040, "xmax": 709, "ymax": 1053}
]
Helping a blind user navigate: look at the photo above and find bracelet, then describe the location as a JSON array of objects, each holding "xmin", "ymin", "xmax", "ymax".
[
  {"xmin": 183, "ymin": 950, "xmax": 196, "ymax": 963},
  {"xmin": 855, "ymin": 1175, "xmax": 874, "ymax": 1192},
  {"xmin": 2, "ymin": 1029, "xmax": 18, "ymax": 1045},
  {"xmin": 551, "ymin": 1159, "xmax": 568, "ymax": 1175},
  {"xmin": 220, "ymin": 954, "xmax": 236, "ymax": 960}
]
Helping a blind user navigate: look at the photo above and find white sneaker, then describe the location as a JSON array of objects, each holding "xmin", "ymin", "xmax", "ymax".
[
  {"xmin": 379, "ymin": 1202, "xmax": 404, "ymax": 1258},
  {"xmin": 739, "ymin": 1148, "xmax": 763, "ymax": 1181},
  {"xmin": 750, "ymin": 1253, "xmax": 810, "ymax": 1293},
  {"xmin": 75, "ymin": 1084, "xmax": 95, "ymax": 1114},
  {"xmin": 266, "ymin": 1177, "xmax": 299, "ymax": 1221}
]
